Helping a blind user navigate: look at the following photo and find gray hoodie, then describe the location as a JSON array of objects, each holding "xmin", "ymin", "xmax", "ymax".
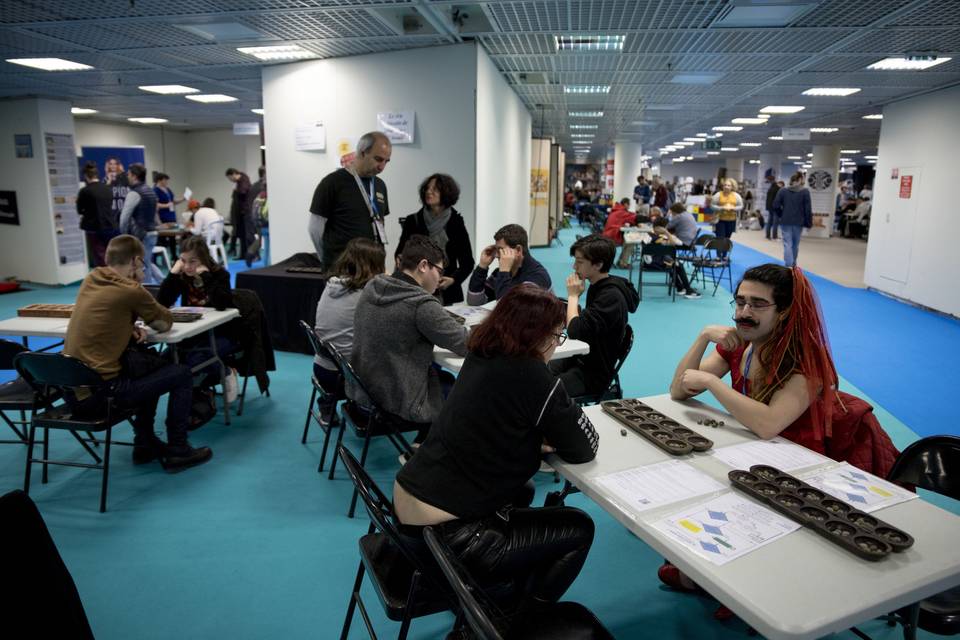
[
  {"xmin": 314, "ymin": 276, "xmax": 361, "ymax": 371},
  {"xmin": 351, "ymin": 273, "xmax": 468, "ymax": 424}
]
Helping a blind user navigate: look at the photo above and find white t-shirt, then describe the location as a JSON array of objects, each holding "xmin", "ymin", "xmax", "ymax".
[{"xmin": 192, "ymin": 207, "xmax": 224, "ymax": 244}]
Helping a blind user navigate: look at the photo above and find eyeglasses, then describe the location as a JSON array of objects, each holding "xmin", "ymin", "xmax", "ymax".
[
  {"xmin": 428, "ymin": 262, "xmax": 445, "ymax": 276},
  {"xmin": 554, "ymin": 332, "xmax": 568, "ymax": 345},
  {"xmin": 731, "ymin": 298, "xmax": 775, "ymax": 310}
]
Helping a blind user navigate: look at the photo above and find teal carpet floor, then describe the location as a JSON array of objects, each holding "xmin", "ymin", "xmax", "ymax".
[{"xmin": 0, "ymin": 229, "xmax": 955, "ymax": 639}]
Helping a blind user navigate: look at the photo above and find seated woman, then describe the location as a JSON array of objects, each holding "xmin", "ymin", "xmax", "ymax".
[
  {"xmin": 394, "ymin": 284, "xmax": 599, "ymax": 612},
  {"xmin": 313, "ymin": 238, "xmax": 385, "ymax": 424},
  {"xmin": 157, "ymin": 235, "xmax": 236, "ymax": 386}
]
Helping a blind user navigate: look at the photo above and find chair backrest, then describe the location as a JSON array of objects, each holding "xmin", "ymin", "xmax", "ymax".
[
  {"xmin": 205, "ymin": 219, "xmax": 225, "ymax": 246},
  {"xmin": 337, "ymin": 445, "xmax": 445, "ymax": 587},
  {"xmin": 887, "ymin": 435, "xmax": 960, "ymax": 500},
  {"xmin": 14, "ymin": 353, "xmax": 105, "ymax": 392},
  {"xmin": 422, "ymin": 526, "xmax": 506, "ymax": 640},
  {"xmin": 326, "ymin": 342, "xmax": 376, "ymax": 407},
  {"xmin": 612, "ymin": 325, "xmax": 634, "ymax": 377},
  {"xmin": 694, "ymin": 233, "xmax": 715, "ymax": 247},
  {"xmin": 0, "ymin": 338, "xmax": 27, "ymax": 370},
  {"xmin": 704, "ymin": 237, "xmax": 733, "ymax": 254},
  {"xmin": 640, "ymin": 242, "xmax": 677, "ymax": 257},
  {"xmin": 299, "ymin": 320, "xmax": 323, "ymax": 358}
]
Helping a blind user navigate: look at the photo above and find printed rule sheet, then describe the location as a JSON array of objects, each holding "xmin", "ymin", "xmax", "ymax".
[
  {"xmin": 593, "ymin": 459, "xmax": 725, "ymax": 516},
  {"xmin": 799, "ymin": 462, "xmax": 918, "ymax": 513},
  {"xmin": 707, "ymin": 437, "xmax": 831, "ymax": 472},
  {"xmin": 654, "ymin": 493, "xmax": 801, "ymax": 565}
]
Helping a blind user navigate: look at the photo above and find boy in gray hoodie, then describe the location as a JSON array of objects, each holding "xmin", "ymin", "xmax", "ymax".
[{"xmin": 351, "ymin": 235, "xmax": 468, "ymax": 438}]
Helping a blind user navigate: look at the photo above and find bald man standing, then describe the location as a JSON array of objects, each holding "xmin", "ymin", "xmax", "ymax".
[{"xmin": 308, "ymin": 131, "xmax": 392, "ymax": 269}]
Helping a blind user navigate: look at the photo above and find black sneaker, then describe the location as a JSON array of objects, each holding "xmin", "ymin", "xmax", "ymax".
[
  {"xmin": 132, "ymin": 437, "xmax": 166, "ymax": 465},
  {"xmin": 683, "ymin": 290, "xmax": 702, "ymax": 299},
  {"xmin": 162, "ymin": 443, "xmax": 213, "ymax": 473}
]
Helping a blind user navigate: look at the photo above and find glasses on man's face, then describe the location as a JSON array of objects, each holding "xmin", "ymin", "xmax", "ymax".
[
  {"xmin": 731, "ymin": 297, "xmax": 775, "ymax": 310},
  {"xmin": 554, "ymin": 332, "xmax": 568, "ymax": 345},
  {"xmin": 428, "ymin": 262, "xmax": 445, "ymax": 277}
]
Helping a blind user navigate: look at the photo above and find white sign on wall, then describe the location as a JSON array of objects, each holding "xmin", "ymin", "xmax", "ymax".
[
  {"xmin": 782, "ymin": 128, "xmax": 811, "ymax": 141},
  {"xmin": 806, "ymin": 167, "xmax": 836, "ymax": 238},
  {"xmin": 295, "ymin": 121, "xmax": 326, "ymax": 151},
  {"xmin": 376, "ymin": 111, "xmax": 415, "ymax": 144},
  {"xmin": 233, "ymin": 122, "xmax": 260, "ymax": 136}
]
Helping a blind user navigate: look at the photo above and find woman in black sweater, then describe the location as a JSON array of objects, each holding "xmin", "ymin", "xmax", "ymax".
[
  {"xmin": 395, "ymin": 173, "xmax": 475, "ymax": 305},
  {"xmin": 395, "ymin": 284, "xmax": 599, "ymax": 610}
]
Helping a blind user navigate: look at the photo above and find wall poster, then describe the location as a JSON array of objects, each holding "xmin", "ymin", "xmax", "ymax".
[
  {"xmin": 0, "ymin": 190, "xmax": 18, "ymax": 225},
  {"xmin": 806, "ymin": 167, "xmax": 836, "ymax": 238},
  {"xmin": 46, "ymin": 133, "xmax": 84, "ymax": 265},
  {"xmin": 376, "ymin": 111, "xmax": 415, "ymax": 144},
  {"xmin": 79, "ymin": 145, "xmax": 146, "ymax": 228}
]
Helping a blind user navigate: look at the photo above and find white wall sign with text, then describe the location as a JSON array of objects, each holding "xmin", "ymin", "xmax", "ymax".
[
  {"xmin": 376, "ymin": 111, "xmax": 415, "ymax": 144},
  {"xmin": 294, "ymin": 121, "xmax": 326, "ymax": 151},
  {"xmin": 782, "ymin": 128, "xmax": 811, "ymax": 141}
]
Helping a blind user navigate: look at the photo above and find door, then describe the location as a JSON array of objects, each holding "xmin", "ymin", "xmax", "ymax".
[{"xmin": 878, "ymin": 167, "xmax": 921, "ymax": 284}]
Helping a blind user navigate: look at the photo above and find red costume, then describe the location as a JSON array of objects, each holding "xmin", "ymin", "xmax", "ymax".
[{"xmin": 601, "ymin": 204, "xmax": 637, "ymax": 246}]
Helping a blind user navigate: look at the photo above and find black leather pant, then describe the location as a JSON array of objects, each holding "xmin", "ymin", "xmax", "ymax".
[{"xmin": 435, "ymin": 506, "xmax": 595, "ymax": 606}]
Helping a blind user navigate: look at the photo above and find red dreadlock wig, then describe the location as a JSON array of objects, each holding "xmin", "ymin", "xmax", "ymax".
[{"xmin": 740, "ymin": 265, "xmax": 839, "ymax": 440}]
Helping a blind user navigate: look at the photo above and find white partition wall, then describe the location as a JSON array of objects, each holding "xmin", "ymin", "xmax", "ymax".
[
  {"xmin": 475, "ymin": 43, "xmax": 533, "ymax": 252},
  {"xmin": 864, "ymin": 84, "xmax": 960, "ymax": 317}
]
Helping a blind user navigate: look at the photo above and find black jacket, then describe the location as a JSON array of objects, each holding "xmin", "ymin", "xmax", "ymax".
[
  {"xmin": 395, "ymin": 208, "xmax": 475, "ymax": 305},
  {"xmin": 766, "ymin": 182, "xmax": 781, "ymax": 211},
  {"xmin": 567, "ymin": 275, "xmax": 640, "ymax": 394},
  {"xmin": 157, "ymin": 269, "xmax": 233, "ymax": 311},
  {"xmin": 76, "ymin": 182, "xmax": 114, "ymax": 232},
  {"xmin": 230, "ymin": 288, "xmax": 276, "ymax": 393}
]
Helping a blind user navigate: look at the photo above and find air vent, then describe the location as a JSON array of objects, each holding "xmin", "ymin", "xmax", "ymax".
[
  {"xmin": 516, "ymin": 72, "xmax": 550, "ymax": 85},
  {"xmin": 711, "ymin": 1, "xmax": 817, "ymax": 28}
]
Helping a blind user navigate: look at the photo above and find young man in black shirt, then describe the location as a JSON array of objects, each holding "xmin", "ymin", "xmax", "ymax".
[
  {"xmin": 551, "ymin": 235, "xmax": 639, "ymax": 397},
  {"xmin": 77, "ymin": 163, "xmax": 116, "ymax": 267},
  {"xmin": 308, "ymin": 132, "xmax": 392, "ymax": 269}
]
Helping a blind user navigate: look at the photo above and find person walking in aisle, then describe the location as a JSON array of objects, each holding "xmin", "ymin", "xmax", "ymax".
[{"xmin": 770, "ymin": 172, "xmax": 812, "ymax": 268}]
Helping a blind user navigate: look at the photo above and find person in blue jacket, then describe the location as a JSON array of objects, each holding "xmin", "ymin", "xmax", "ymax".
[{"xmin": 770, "ymin": 172, "xmax": 813, "ymax": 267}]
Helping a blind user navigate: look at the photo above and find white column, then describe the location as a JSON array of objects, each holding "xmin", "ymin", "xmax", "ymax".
[
  {"xmin": 725, "ymin": 157, "xmax": 744, "ymax": 183},
  {"xmin": 613, "ymin": 141, "xmax": 644, "ymax": 205},
  {"xmin": 758, "ymin": 153, "xmax": 782, "ymax": 215},
  {"xmin": 810, "ymin": 144, "xmax": 841, "ymax": 237}
]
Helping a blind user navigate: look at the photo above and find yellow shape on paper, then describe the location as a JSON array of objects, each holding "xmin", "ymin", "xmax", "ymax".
[
  {"xmin": 679, "ymin": 519, "xmax": 702, "ymax": 533},
  {"xmin": 868, "ymin": 485, "xmax": 893, "ymax": 497}
]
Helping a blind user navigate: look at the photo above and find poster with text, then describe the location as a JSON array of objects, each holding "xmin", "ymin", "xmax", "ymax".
[
  {"xmin": 377, "ymin": 111, "xmax": 415, "ymax": 144},
  {"xmin": 79, "ymin": 145, "xmax": 146, "ymax": 225},
  {"xmin": 806, "ymin": 167, "xmax": 836, "ymax": 238},
  {"xmin": 47, "ymin": 133, "xmax": 85, "ymax": 265}
]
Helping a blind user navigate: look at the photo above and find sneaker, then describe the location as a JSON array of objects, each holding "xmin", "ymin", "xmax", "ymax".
[
  {"xmin": 162, "ymin": 443, "xmax": 213, "ymax": 473},
  {"xmin": 683, "ymin": 290, "xmax": 702, "ymax": 299}
]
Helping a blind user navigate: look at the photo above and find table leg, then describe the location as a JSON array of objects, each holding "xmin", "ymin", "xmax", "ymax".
[{"xmin": 209, "ymin": 330, "xmax": 230, "ymax": 425}]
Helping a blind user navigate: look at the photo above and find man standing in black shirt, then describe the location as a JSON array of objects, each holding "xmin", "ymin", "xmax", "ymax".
[
  {"xmin": 77, "ymin": 163, "xmax": 116, "ymax": 267},
  {"xmin": 225, "ymin": 168, "xmax": 255, "ymax": 261},
  {"xmin": 309, "ymin": 132, "xmax": 392, "ymax": 269},
  {"xmin": 764, "ymin": 172, "xmax": 781, "ymax": 240}
]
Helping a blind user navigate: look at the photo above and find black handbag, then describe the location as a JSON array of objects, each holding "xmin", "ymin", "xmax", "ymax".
[{"xmin": 120, "ymin": 343, "xmax": 167, "ymax": 379}]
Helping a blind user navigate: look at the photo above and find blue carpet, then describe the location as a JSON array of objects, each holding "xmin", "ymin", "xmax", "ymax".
[{"xmin": 0, "ymin": 233, "xmax": 954, "ymax": 639}]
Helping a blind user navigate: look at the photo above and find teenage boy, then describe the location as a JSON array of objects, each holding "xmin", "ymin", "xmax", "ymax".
[
  {"xmin": 467, "ymin": 224, "xmax": 551, "ymax": 305},
  {"xmin": 64, "ymin": 235, "xmax": 213, "ymax": 471},
  {"xmin": 551, "ymin": 235, "xmax": 639, "ymax": 397}
]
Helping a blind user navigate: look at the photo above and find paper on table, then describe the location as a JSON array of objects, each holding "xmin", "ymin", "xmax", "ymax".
[
  {"xmin": 654, "ymin": 492, "xmax": 801, "ymax": 566},
  {"xmin": 798, "ymin": 462, "xmax": 917, "ymax": 513},
  {"xmin": 445, "ymin": 304, "xmax": 491, "ymax": 324},
  {"xmin": 708, "ymin": 437, "xmax": 830, "ymax": 472},
  {"xmin": 594, "ymin": 459, "xmax": 725, "ymax": 516},
  {"xmin": 183, "ymin": 187, "xmax": 192, "ymax": 201}
]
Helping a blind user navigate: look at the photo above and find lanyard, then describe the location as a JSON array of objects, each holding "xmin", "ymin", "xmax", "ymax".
[
  {"xmin": 349, "ymin": 169, "xmax": 387, "ymax": 244},
  {"xmin": 741, "ymin": 345, "xmax": 753, "ymax": 396}
]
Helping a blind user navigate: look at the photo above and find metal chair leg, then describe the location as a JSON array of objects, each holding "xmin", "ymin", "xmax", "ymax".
[
  {"xmin": 23, "ymin": 423, "xmax": 36, "ymax": 495},
  {"xmin": 338, "ymin": 561, "xmax": 366, "ymax": 640},
  {"xmin": 326, "ymin": 417, "xmax": 347, "ymax": 479},
  {"xmin": 41, "ymin": 426, "xmax": 49, "ymax": 484},
  {"xmin": 318, "ymin": 407, "xmax": 336, "ymax": 474},
  {"xmin": 348, "ymin": 434, "xmax": 374, "ymax": 518},
  {"xmin": 301, "ymin": 385, "xmax": 317, "ymax": 444},
  {"xmin": 99, "ymin": 426, "xmax": 112, "ymax": 513},
  {"xmin": 237, "ymin": 375, "xmax": 249, "ymax": 416}
]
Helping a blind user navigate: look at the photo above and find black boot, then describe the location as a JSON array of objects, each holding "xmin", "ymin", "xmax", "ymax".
[
  {"xmin": 132, "ymin": 434, "xmax": 166, "ymax": 465},
  {"xmin": 162, "ymin": 441, "xmax": 213, "ymax": 473}
]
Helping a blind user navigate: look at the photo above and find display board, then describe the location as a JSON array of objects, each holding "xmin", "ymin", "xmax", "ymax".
[
  {"xmin": 46, "ymin": 133, "xmax": 84, "ymax": 265},
  {"xmin": 806, "ymin": 168, "xmax": 836, "ymax": 238}
]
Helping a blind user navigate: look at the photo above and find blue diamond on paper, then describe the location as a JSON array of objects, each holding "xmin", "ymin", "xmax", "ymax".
[
  {"xmin": 703, "ymin": 524, "xmax": 723, "ymax": 536},
  {"xmin": 846, "ymin": 493, "xmax": 867, "ymax": 504},
  {"xmin": 700, "ymin": 541, "xmax": 721, "ymax": 554},
  {"xmin": 708, "ymin": 510, "xmax": 728, "ymax": 522},
  {"xmin": 848, "ymin": 483, "xmax": 868, "ymax": 492},
  {"xmin": 849, "ymin": 471, "xmax": 867, "ymax": 480}
]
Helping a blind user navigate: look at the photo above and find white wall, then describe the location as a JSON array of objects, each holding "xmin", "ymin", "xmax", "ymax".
[
  {"xmin": 263, "ymin": 43, "xmax": 480, "ymax": 263},
  {"xmin": 182, "ymin": 128, "xmax": 261, "ymax": 224},
  {"xmin": 475, "ymin": 43, "xmax": 532, "ymax": 252},
  {"xmin": 864, "ymin": 84, "xmax": 960, "ymax": 317}
]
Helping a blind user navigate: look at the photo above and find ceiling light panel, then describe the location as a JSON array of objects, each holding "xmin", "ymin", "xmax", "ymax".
[
  {"xmin": 185, "ymin": 94, "xmax": 237, "ymax": 103},
  {"xmin": 740, "ymin": 142, "xmax": 762, "ymax": 147},
  {"xmin": 6, "ymin": 57, "xmax": 93, "ymax": 71},
  {"xmin": 768, "ymin": 136, "xmax": 784, "ymax": 140},
  {"xmin": 251, "ymin": 108, "xmax": 264, "ymax": 115},
  {"xmin": 555, "ymin": 35, "xmax": 625, "ymax": 51},
  {"xmin": 810, "ymin": 127, "xmax": 839, "ymax": 133},
  {"xmin": 570, "ymin": 124, "xmax": 598, "ymax": 130},
  {"xmin": 713, "ymin": 126, "xmax": 743, "ymax": 131},
  {"xmin": 237, "ymin": 45, "xmax": 318, "ymax": 61},
  {"xmin": 71, "ymin": 107, "xmax": 97, "ymax": 114},
  {"xmin": 721, "ymin": 147, "xmax": 739, "ymax": 151},
  {"xmin": 564, "ymin": 85, "xmax": 610, "ymax": 94},
  {"xmin": 867, "ymin": 56, "xmax": 951, "ymax": 71},
  {"xmin": 732, "ymin": 117, "xmax": 767, "ymax": 124},
  {"xmin": 802, "ymin": 87, "xmax": 861, "ymax": 96},
  {"xmin": 569, "ymin": 111, "xmax": 603, "ymax": 117},
  {"xmin": 128, "ymin": 117, "xmax": 168, "ymax": 124},
  {"xmin": 760, "ymin": 106, "xmax": 805, "ymax": 114},
  {"xmin": 862, "ymin": 114, "xmax": 883, "ymax": 119},
  {"xmin": 139, "ymin": 84, "xmax": 198, "ymax": 94}
]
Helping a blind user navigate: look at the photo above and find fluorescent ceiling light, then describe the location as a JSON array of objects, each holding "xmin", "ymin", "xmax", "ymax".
[
  {"xmin": 807, "ymin": 153, "xmax": 813, "ymax": 157},
  {"xmin": 748, "ymin": 159, "xmax": 761, "ymax": 164},
  {"xmin": 683, "ymin": 137, "xmax": 701, "ymax": 142},
  {"xmin": 686, "ymin": 156, "xmax": 694, "ymax": 160},
  {"xmin": 128, "ymin": 117, "xmax": 168, "ymax": 124},
  {"xmin": 673, "ymin": 157, "xmax": 685, "ymax": 163},
  {"xmin": 696, "ymin": 133, "xmax": 708, "ymax": 137},
  {"xmin": 732, "ymin": 117, "xmax": 767, "ymax": 125},
  {"xmin": 867, "ymin": 160, "xmax": 877, "ymax": 163},
  {"xmin": 768, "ymin": 135, "xmax": 784, "ymax": 140},
  {"xmin": 185, "ymin": 94, "xmax": 237, "ymax": 103},
  {"xmin": 802, "ymin": 87, "xmax": 861, "ymax": 96},
  {"xmin": 71, "ymin": 107, "xmax": 98, "ymax": 115},
  {"xmin": 5, "ymin": 57, "xmax": 92, "ymax": 71},
  {"xmin": 720, "ymin": 147, "xmax": 739, "ymax": 152},
  {"xmin": 712, "ymin": 126, "xmax": 743, "ymax": 131},
  {"xmin": 571, "ymin": 133, "xmax": 594, "ymax": 137},
  {"xmin": 810, "ymin": 127, "xmax": 838, "ymax": 133},
  {"xmin": 251, "ymin": 108, "xmax": 264, "ymax": 115},
  {"xmin": 671, "ymin": 73, "xmax": 723, "ymax": 85},
  {"xmin": 564, "ymin": 85, "xmax": 610, "ymax": 94},
  {"xmin": 555, "ymin": 35, "xmax": 625, "ymax": 51},
  {"xmin": 756, "ymin": 114, "xmax": 771, "ymax": 120},
  {"xmin": 787, "ymin": 155, "xmax": 802, "ymax": 160},
  {"xmin": 707, "ymin": 151, "xmax": 720, "ymax": 155},
  {"xmin": 864, "ymin": 155, "xmax": 878, "ymax": 159},
  {"xmin": 237, "ymin": 45, "xmax": 317, "ymax": 61},
  {"xmin": 570, "ymin": 124, "xmax": 598, "ymax": 130},
  {"xmin": 569, "ymin": 111, "xmax": 603, "ymax": 117},
  {"xmin": 840, "ymin": 149, "xmax": 861, "ymax": 154},
  {"xmin": 139, "ymin": 84, "xmax": 198, "ymax": 94},
  {"xmin": 760, "ymin": 105, "xmax": 805, "ymax": 114},
  {"xmin": 740, "ymin": 142, "xmax": 762, "ymax": 147},
  {"xmin": 793, "ymin": 161, "xmax": 805, "ymax": 165},
  {"xmin": 867, "ymin": 56, "xmax": 951, "ymax": 71},
  {"xmin": 862, "ymin": 114, "xmax": 883, "ymax": 120}
]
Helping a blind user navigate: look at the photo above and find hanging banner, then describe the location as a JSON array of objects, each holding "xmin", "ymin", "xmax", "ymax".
[{"xmin": 806, "ymin": 168, "xmax": 836, "ymax": 238}]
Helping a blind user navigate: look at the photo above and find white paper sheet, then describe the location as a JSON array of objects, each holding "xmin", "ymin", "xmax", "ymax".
[
  {"xmin": 183, "ymin": 187, "xmax": 192, "ymax": 201},
  {"xmin": 654, "ymin": 493, "xmax": 801, "ymax": 565},
  {"xmin": 593, "ymin": 460, "xmax": 724, "ymax": 516},
  {"xmin": 798, "ymin": 462, "xmax": 918, "ymax": 513},
  {"xmin": 708, "ymin": 437, "xmax": 831, "ymax": 472},
  {"xmin": 444, "ymin": 304, "xmax": 491, "ymax": 326}
]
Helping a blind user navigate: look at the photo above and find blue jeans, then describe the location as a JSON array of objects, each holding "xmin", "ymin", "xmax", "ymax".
[
  {"xmin": 105, "ymin": 363, "xmax": 193, "ymax": 446},
  {"xmin": 781, "ymin": 225, "xmax": 803, "ymax": 267},
  {"xmin": 141, "ymin": 231, "xmax": 165, "ymax": 285},
  {"xmin": 765, "ymin": 213, "xmax": 779, "ymax": 239}
]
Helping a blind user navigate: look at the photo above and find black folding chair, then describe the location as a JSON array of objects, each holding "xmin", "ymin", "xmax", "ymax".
[
  {"xmin": 422, "ymin": 526, "xmax": 615, "ymax": 640},
  {"xmin": 298, "ymin": 320, "xmax": 344, "ymax": 475},
  {"xmin": 571, "ymin": 325, "xmax": 633, "ymax": 407},
  {"xmin": 14, "ymin": 352, "xmax": 137, "ymax": 513},
  {"xmin": 633, "ymin": 243, "xmax": 677, "ymax": 302},
  {"xmin": 0, "ymin": 339, "xmax": 36, "ymax": 445},
  {"xmin": 337, "ymin": 445, "xmax": 452, "ymax": 640},
  {"xmin": 327, "ymin": 343, "xmax": 418, "ymax": 517},
  {"xmin": 690, "ymin": 238, "xmax": 733, "ymax": 296}
]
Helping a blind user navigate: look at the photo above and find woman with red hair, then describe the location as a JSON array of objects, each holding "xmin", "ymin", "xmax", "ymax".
[{"xmin": 394, "ymin": 284, "xmax": 599, "ymax": 612}]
